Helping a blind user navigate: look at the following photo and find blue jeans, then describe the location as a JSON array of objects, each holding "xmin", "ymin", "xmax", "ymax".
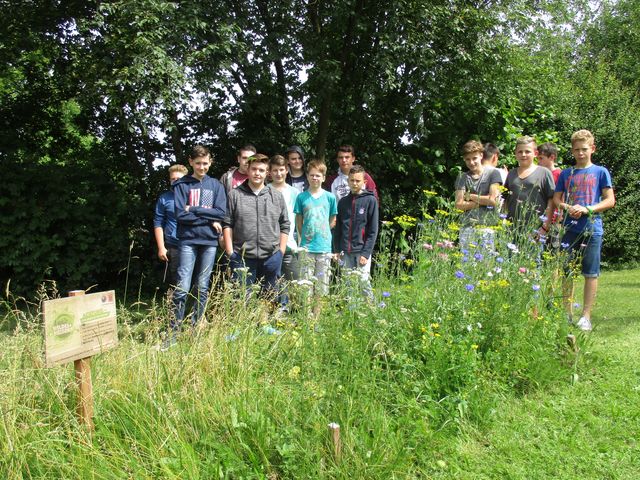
[
  {"xmin": 172, "ymin": 244, "xmax": 217, "ymax": 327},
  {"xmin": 562, "ymin": 230, "xmax": 602, "ymax": 278},
  {"xmin": 229, "ymin": 250, "xmax": 285, "ymax": 305}
]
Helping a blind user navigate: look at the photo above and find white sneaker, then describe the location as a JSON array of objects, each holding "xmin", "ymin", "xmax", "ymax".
[{"xmin": 576, "ymin": 316, "xmax": 592, "ymax": 331}]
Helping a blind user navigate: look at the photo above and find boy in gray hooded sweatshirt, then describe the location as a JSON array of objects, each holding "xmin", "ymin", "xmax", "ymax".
[{"xmin": 223, "ymin": 154, "xmax": 290, "ymax": 305}]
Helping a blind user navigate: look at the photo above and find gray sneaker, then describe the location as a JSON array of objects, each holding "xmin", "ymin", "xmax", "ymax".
[{"xmin": 576, "ymin": 316, "xmax": 592, "ymax": 331}]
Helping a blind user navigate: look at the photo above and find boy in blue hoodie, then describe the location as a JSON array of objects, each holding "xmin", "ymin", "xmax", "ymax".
[
  {"xmin": 154, "ymin": 164, "xmax": 188, "ymax": 287},
  {"xmin": 171, "ymin": 145, "xmax": 227, "ymax": 333},
  {"xmin": 333, "ymin": 165, "xmax": 379, "ymax": 300}
]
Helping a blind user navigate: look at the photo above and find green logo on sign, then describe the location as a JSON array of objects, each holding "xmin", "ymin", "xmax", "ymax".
[{"xmin": 53, "ymin": 313, "xmax": 74, "ymax": 338}]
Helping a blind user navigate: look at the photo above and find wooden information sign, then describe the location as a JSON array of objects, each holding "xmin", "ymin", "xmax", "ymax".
[
  {"xmin": 43, "ymin": 290, "xmax": 118, "ymax": 430},
  {"xmin": 43, "ymin": 290, "xmax": 118, "ymax": 367}
]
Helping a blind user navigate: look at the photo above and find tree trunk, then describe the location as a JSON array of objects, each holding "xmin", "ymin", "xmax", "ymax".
[{"xmin": 168, "ymin": 107, "xmax": 183, "ymax": 163}]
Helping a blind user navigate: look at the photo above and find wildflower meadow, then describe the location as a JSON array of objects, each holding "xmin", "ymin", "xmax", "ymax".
[{"xmin": 0, "ymin": 193, "xmax": 590, "ymax": 478}]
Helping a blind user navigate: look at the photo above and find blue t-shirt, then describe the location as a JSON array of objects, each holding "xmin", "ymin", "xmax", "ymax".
[
  {"xmin": 554, "ymin": 165, "xmax": 613, "ymax": 235},
  {"xmin": 294, "ymin": 190, "xmax": 337, "ymax": 253}
]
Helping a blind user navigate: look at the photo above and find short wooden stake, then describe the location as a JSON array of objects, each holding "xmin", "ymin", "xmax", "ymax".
[
  {"xmin": 69, "ymin": 290, "xmax": 94, "ymax": 431},
  {"xmin": 328, "ymin": 422, "xmax": 341, "ymax": 463}
]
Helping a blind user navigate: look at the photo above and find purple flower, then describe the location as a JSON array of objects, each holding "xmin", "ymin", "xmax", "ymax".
[
  {"xmin": 496, "ymin": 257, "xmax": 504, "ymax": 263},
  {"xmin": 532, "ymin": 284, "xmax": 541, "ymax": 291},
  {"xmin": 539, "ymin": 215, "xmax": 548, "ymax": 222},
  {"xmin": 500, "ymin": 213, "xmax": 508, "ymax": 219},
  {"xmin": 462, "ymin": 256, "xmax": 469, "ymax": 263},
  {"xmin": 474, "ymin": 253, "xmax": 484, "ymax": 261},
  {"xmin": 382, "ymin": 291, "xmax": 391, "ymax": 297},
  {"xmin": 561, "ymin": 242, "xmax": 570, "ymax": 249},
  {"xmin": 465, "ymin": 284, "xmax": 475, "ymax": 292},
  {"xmin": 461, "ymin": 248, "xmax": 469, "ymax": 255},
  {"xmin": 378, "ymin": 301, "xmax": 387, "ymax": 308},
  {"xmin": 455, "ymin": 270, "xmax": 465, "ymax": 279}
]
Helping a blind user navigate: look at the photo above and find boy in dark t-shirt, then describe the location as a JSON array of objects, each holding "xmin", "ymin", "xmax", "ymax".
[{"xmin": 454, "ymin": 140, "xmax": 502, "ymax": 250}]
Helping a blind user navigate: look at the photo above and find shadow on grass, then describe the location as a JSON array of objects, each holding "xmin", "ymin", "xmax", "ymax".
[{"xmin": 592, "ymin": 315, "xmax": 638, "ymax": 338}]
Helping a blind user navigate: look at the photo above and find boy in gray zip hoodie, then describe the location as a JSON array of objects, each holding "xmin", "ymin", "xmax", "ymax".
[{"xmin": 223, "ymin": 154, "xmax": 290, "ymax": 304}]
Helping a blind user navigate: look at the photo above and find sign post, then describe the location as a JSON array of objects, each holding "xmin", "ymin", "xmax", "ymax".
[
  {"xmin": 43, "ymin": 289, "xmax": 118, "ymax": 430},
  {"xmin": 69, "ymin": 290, "xmax": 93, "ymax": 430}
]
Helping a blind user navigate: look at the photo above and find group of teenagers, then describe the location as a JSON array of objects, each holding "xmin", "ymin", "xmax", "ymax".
[
  {"xmin": 154, "ymin": 144, "xmax": 380, "ymax": 344},
  {"xmin": 455, "ymin": 129, "xmax": 615, "ymax": 332},
  {"xmin": 154, "ymin": 128, "xmax": 615, "ymax": 345}
]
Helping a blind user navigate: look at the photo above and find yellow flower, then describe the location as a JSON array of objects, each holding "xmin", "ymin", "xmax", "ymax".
[
  {"xmin": 453, "ymin": 208, "xmax": 464, "ymax": 214},
  {"xmin": 423, "ymin": 214, "xmax": 434, "ymax": 220},
  {"xmin": 288, "ymin": 366, "xmax": 301, "ymax": 379},
  {"xmin": 430, "ymin": 322, "xmax": 440, "ymax": 329},
  {"xmin": 471, "ymin": 344, "xmax": 479, "ymax": 350},
  {"xmin": 435, "ymin": 209, "xmax": 449, "ymax": 216},
  {"xmin": 394, "ymin": 215, "xmax": 418, "ymax": 229},
  {"xmin": 423, "ymin": 189, "xmax": 438, "ymax": 196},
  {"xmin": 447, "ymin": 223, "xmax": 460, "ymax": 232},
  {"xmin": 404, "ymin": 258, "xmax": 414, "ymax": 267},
  {"xmin": 434, "ymin": 332, "xmax": 441, "ymax": 337}
]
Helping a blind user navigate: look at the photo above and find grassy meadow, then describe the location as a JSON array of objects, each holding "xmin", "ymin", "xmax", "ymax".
[{"xmin": 1, "ymin": 205, "xmax": 638, "ymax": 479}]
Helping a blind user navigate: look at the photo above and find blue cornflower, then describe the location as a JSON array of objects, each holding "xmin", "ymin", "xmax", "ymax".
[
  {"xmin": 496, "ymin": 257, "xmax": 504, "ymax": 263},
  {"xmin": 532, "ymin": 284, "xmax": 541, "ymax": 291},
  {"xmin": 382, "ymin": 291, "xmax": 391, "ymax": 297},
  {"xmin": 465, "ymin": 284, "xmax": 475, "ymax": 292},
  {"xmin": 474, "ymin": 252, "xmax": 484, "ymax": 261},
  {"xmin": 455, "ymin": 270, "xmax": 465, "ymax": 279},
  {"xmin": 378, "ymin": 301, "xmax": 387, "ymax": 308}
]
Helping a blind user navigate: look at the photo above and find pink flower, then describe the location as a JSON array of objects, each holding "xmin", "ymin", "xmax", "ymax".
[
  {"xmin": 519, "ymin": 267, "xmax": 527, "ymax": 274},
  {"xmin": 436, "ymin": 241, "xmax": 444, "ymax": 247},
  {"xmin": 423, "ymin": 243, "xmax": 433, "ymax": 250},
  {"xmin": 443, "ymin": 240, "xmax": 454, "ymax": 249}
]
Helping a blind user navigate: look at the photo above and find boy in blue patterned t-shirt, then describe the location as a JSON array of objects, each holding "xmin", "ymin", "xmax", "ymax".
[
  {"xmin": 553, "ymin": 130, "xmax": 616, "ymax": 331},
  {"xmin": 294, "ymin": 160, "xmax": 337, "ymax": 300}
]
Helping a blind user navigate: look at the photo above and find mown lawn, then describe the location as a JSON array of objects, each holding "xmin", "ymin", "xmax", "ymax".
[{"xmin": 436, "ymin": 269, "xmax": 640, "ymax": 479}]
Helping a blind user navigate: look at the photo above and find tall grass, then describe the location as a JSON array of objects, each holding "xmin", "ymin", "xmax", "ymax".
[{"xmin": 0, "ymin": 202, "xmax": 579, "ymax": 478}]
